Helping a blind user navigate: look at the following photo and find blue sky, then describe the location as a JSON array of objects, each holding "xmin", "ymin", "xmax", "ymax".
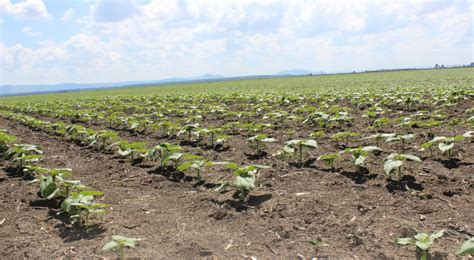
[{"xmin": 0, "ymin": 0, "xmax": 472, "ymax": 85}]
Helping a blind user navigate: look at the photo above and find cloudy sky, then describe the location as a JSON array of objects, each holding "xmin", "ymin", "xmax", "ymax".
[{"xmin": 0, "ymin": 0, "xmax": 472, "ymax": 85}]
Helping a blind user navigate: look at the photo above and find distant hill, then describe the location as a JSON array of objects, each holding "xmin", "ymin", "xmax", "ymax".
[
  {"xmin": 275, "ymin": 69, "xmax": 314, "ymax": 76},
  {"xmin": 0, "ymin": 74, "xmax": 223, "ymax": 96}
]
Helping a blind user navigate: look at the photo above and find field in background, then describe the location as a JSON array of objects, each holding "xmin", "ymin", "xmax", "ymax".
[{"xmin": 1, "ymin": 67, "xmax": 472, "ymax": 102}]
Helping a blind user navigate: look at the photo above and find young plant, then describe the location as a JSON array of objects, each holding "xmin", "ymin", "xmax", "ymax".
[
  {"xmin": 457, "ymin": 237, "xmax": 474, "ymax": 256},
  {"xmin": 177, "ymin": 160, "xmax": 225, "ymax": 181},
  {"xmin": 384, "ymin": 153, "xmax": 422, "ymax": 181},
  {"xmin": 385, "ymin": 133, "xmax": 416, "ymax": 153},
  {"xmin": 116, "ymin": 141, "xmax": 148, "ymax": 161},
  {"xmin": 3, "ymin": 144, "xmax": 43, "ymax": 171},
  {"xmin": 431, "ymin": 135, "xmax": 465, "ymax": 159},
  {"xmin": 28, "ymin": 167, "xmax": 77, "ymax": 199},
  {"xmin": 246, "ymin": 134, "xmax": 276, "ymax": 156},
  {"xmin": 343, "ymin": 146, "xmax": 383, "ymax": 172},
  {"xmin": 217, "ymin": 164, "xmax": 269, "ymax": 202},
  {"xmin": 0, "ymin": 131, "xmax": 17, "ymax": 156},
  {"xmin": 146, "ymin": 143, "xmax": 182, "ymax": 169},
  {"xmin": 60, "ymin": 190, "xmax": 108, "ymax": 228},
  {"xmin": 396, "ymin": 230, "xmax": 444, "ymax": 260},
  {"xmin": 331, "ymin": 131, "xmax": 360, "ymax": 147},
  {"xmin": 363, "ymin": 133, "xmax": 385, "ymax": 147},
  {"xmin": 317, "ymin": 152, "xmax": 341, "ymax": 172},
  {"xmin": 419, "ymin": 140, "xmax": 435, "ymax": 158},
  {"xmin": 177, "ymin": 123, "xmax": 200, "ymax": 142},
  {"xmin": 103, "ymin": 235, "xmax": 141, "ymax": 260},
  {"xmin": 282, "ymin": 139, "xmax": 318, "ymax": 166}
]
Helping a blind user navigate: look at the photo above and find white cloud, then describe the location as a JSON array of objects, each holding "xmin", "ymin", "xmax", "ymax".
[
  {"xmin": 61, "ymin": 8, "xmax": 75, "ymax": 21},
  {"xmin": 1, "ymin": 0, "xmax": 472, "ymax": 85},
  {"xmin": 1, "ymin": 0, "xmax": 51, "ymax": 20},
  {"xmin": 22, "ymin": 26, "xmax": 41, "ymax": 36}
]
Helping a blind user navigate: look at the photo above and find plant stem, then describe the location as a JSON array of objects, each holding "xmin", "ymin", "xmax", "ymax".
[
  {"xmin": 299, "ymin": 143, "xmax": 303, "ymax": 166},
  {"xmin": 120, "ymin": 245, "xmax": 125, "ymax": 260}
]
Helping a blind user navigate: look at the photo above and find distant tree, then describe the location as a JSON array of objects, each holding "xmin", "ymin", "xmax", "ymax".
[
  {"xmin": 441, "ymin": 64, "xmax": 445, "ymax": 68},
  {"xmin": 470, "ymin": 62, "xmax": 474, "ymax": 67},
  {"xmin": 435, "ymin": 64, "xmax": 439, "ymax": 69}
]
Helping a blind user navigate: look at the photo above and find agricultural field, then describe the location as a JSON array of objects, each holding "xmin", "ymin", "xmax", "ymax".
[{"xmin": 0, "ymin": 68, "xmax": 473, "ymax": 258}]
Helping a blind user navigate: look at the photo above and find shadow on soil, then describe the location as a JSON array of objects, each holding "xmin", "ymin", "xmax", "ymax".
[
  {"xmin": 386, "ymin": 175, "xmax": 424, "ymax": 193},
  {"xmin": 210, "ymin": 193, "xmax": 272, "ymax": 212},
  {"xmin": 340, "ymin": 167, "xmax": 377, "ymax": 184}
]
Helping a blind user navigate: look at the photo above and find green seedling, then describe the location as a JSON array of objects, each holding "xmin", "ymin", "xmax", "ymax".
[
  {"xmin": 281, "ymin": 139, "xmax": 318, "ymax": 166},
  {"xmin": 317, "ymin": 152, "xmax": 341, "ymax": 172},
  {"xmin": 0, "ymin": 131, "xmax": 17, "ymax": 156},
  {"xmin": 216, "ymin": 164, "xmax": 269, "ymax": 202},
  {"xmin": 246, "ymin": 134, "xmax": 276, "ymax": 156},
  {"xmin": 384, "ymin": 153, "xmax": 422, "ymax": 181},
  {"xmin": 103, "ymin": 235, "xmax": 141, "ymax": 260},
  {"xmin": 60, "ymin": 190, "xmax": 108, "ymax": 228},
  {"xmin": 431, "ymin": 135, "xmax": 465, "ymax": 159},
  {"xmin": 343, "ymin": 146, "xmax": 383, "ymax": 172},
  {"xmin": 385, "ymin": 133, "xmax": 415, "ymax": 153},
  {"xmin": 396, "ymin": 230, "xmax": 444, "ymax": 260}
]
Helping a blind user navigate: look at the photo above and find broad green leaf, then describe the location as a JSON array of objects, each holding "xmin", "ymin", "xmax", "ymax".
[
  {"xmin": 438, "ymin": 143, "xmax": 454, "ymax": 152},
  {"xmin": 362, "ymin": 146, "xmax": 383, "ymax": 153},
  {"xmin": 102, "ymin": 241, "xmax": 119, "ymax": 251},
  {"xmin": 403, "ymin": 154, "xmax": 422, "ymax": 162},
  {"xmin": 234, "ymin": 175, "xmax": 255, "ymax": 189},
  {"xmin": 457, "ymin": 237, "xmax": 474, "ymax": 256},
  {"xmin": 354, "ymin": 155, "xmax": 367, "ymax": 166},
  {"xmin": 384, "ymin": 160, "xmax": 403, "ymax": 174},
  {"xmin": 302, "ymin": 139, "xmax": 318, "ymax": 148},
  {"xmin": 396, "ymin": 237, "xmax": 415, "ymax": 245}
]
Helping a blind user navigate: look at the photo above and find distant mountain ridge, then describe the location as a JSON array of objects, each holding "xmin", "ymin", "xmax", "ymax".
[
  {"xmin": 0, "ymin": 74, "xmax": 223, "ymax": 96},
  {"xmin": 276, "ymin": 69, "xmax": 314, "ymax": 75},
  {"xmin": 0, "ymin": 70, "xmax": 325, "ymax": 96}
]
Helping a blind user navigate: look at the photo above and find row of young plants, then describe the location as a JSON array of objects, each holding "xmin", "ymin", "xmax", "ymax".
[
  {"xmin": 1, "ymin": 84, "xmax": 471, "ymax": 142},
  {"xmin": 0, "ymin": 129, "xmax": 107, "ymax": 227},
  {"xmin": 0, "ymin": 111, "xmax": 271, "ymax": 203},
  {"xmin": 1, "ymin": 129, "xmax": 142, "ymax": 258},
  {"xmin": 2, "ymin": 119, "xmax": 473, "ymax": 258},
  {"xmin": 3, "ymin": 109, "xmax": 472, "ymax": 190}
]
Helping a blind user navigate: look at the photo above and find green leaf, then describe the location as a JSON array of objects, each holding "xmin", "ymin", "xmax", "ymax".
[
  {"xmin": 177, "ymin": 161, "xmax": 193, "ymax": 172},
  {"xmin": 395, "ymin": 237, "xmax": 416, "ymax": 245},
  {"xmin": 354, "ymin": 155, "xmax": 367, "ymax": 166},
  {"xmin": 302, "ymin": 139, "xmax": 318, "ymax": 148},
  {"xmin": 234, "ymin": 175, "xmax": 256, "ymax": 190},
  {"xmin": 430, "ymin": 230, "xmax": 445, "ymax": 240},
  {"xmin": 384, "ymin": 160, "xmax": 403, "ymax": 174},
  {"xmin": 438, "ymin": 142, "xmax": 454, "ymax": 152},
  {"xmin": 403, "ymin": 154, "xmax": 422, "ymax": 162},
  {"xmin": 283, "ymin": 145, "xmax": 295, "ymax": 154},
  {"xmin": 457, "ymin": 237, "xmax": 474, "ymax": 256},
  {"xmin": 102, "ymin": 241, "xmax": 119, "ymax": 251},
  {"xmin": 414, "ymin": 233, "xmax": 431, "ymax": 251},
  {"xmin": 362, "ymin": 146, "xmax": 383, "ymax": 153}
]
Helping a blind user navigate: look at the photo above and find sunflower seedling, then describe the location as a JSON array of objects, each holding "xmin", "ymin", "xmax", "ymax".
[
  {"xmin": 317, "ymin": 152, "xmax": 341, "ymax": 172},
  {"xmin": 103, "ymin": 235, "xmax": 141, "ymax": 260},
  {"xmin": 216, "ymin": 164, "xmax": 269, "ymax": 202},
  {"xmin": 281, "ymin": 139, "xmax": 318, "ymax": 166},
  {"xmin": 384, "ymin": 153, "xmax": 422, "ymax": 181},
  {"xmin": 343, "ymin": 146, "xmax": 383, "ymax": 172},
  {"xmin": 396, "ymin": 230, "xmax": 444, "ymax": 260},
  {"xmin": 246, "ymin": 134, "xmax": 276, "ymax": 156}
]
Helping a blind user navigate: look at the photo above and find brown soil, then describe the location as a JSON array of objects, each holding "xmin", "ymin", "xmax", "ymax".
[{"xmin": 0, "ymin": 109, "xmax": 473, "ymax": 258}]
